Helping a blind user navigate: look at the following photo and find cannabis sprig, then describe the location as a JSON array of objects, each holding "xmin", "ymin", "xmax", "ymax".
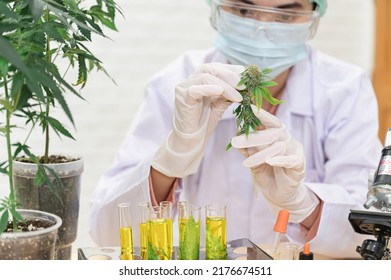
[
  {"xmin": 236, "ymin": 65, "xmax": 282, "ymax": 135},
  {"xmin": 226, "ymin": 64, "xmax": 282, "ymax": 150},
  {"xmin": 227, "ymin": 65, "xmax": 283, "ymax": 199}
]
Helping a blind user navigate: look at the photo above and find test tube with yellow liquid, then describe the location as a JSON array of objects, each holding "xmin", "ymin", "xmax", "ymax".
[
  {"xmin": 205, "ymin": 204, "xmax": 227, "ymax": 260},
  {"xmin": 177, "ymin": 201, "xmax": 189, "ymax": 252},
  {"xmin": 148, "ymin": 206, "xmax": 171, "ymax": 260},
  {"xmin": 160, "ymin": 201, "xmax": 173, "ymax": 255},
  {"xmin": 118, "ymin": 202, "xmax": 134, "ymax": 260},
  {"xmin": 178, "ymin": 202, "xmax": 201, "ymax": 260},
  {"xmin": 138, "ymin": 201, "xmax": 151, "ymax": 260}
]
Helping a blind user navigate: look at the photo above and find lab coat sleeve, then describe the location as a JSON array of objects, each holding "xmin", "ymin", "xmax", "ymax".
[
  {"xmin": 88, "ymin": 77, "xmax": 175, "ymax": 246},
  {"xmin": 287, "ymin": 71, "xmax": 383, "ymax": 259}
]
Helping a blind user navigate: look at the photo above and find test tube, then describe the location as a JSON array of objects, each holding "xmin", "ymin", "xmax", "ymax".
[
  {"xmin": 177, "ymin": 201, "xmax": 189, "ymax": 246},
  {"xmin": 118, "ymin": 202, "xmax": 134, "ymax": 260},
  {"xmin": 205, "ymin": 204, "xmax": 227, "ymax": 260},
  {"xmin": 148, "ymin": 206, "xmax": 171, "ymax": 260},
  {"xmin": 160, "ymin": 201, "xmax": 173, "ymax": 255},
  {"xmin": 138, "ymin": 201, "xmax": 151, "ymax": 260},
  {"xmin": 178, "ymin": 203, "xmax": 201, "ymax": 260}
]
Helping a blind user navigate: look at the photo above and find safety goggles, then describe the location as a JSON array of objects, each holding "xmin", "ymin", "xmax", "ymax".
[{"xmin": 210, "ymin": 0, "xmax": 320, "ymax": 42}]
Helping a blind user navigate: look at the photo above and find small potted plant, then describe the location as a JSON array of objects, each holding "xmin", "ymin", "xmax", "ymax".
[{"xmin": 0, "ymin": 0, "xmax": 120, "ymax": 259}]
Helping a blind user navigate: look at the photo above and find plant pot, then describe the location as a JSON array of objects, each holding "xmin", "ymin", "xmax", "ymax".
[
  {"xmin": 0, "ymin": 209, "xmax": 62, "ymax": 260},
  {"xmin": 13, "ymin": 157, "xmax": 84, "ymax": 260}
]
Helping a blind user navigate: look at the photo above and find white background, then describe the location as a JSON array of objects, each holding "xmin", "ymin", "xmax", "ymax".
[{"xmin": 0, "ymin": 0, "xmax": 375, "ymax": 255}]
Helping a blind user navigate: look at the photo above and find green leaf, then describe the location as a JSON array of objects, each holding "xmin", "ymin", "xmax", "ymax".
[
  {"xmin": 179, "ymin": 215, "xmax": 199, "ymax": 260},
  {"xmin": 261, "ymin": 88, "xmax": 283, "ymax": 106},
  {"xmin": 75, "ymin": 54, "xmax": 87, "ymax": 87},
  {"xmin": 33, "ymin": 165, "xmax": 46, "ymax": 187},
  {"xmin": 206, "ymin": 225, "xmax": 226, "ymax": 260},
  {"xmin": 25, "ymin": 75, "xmax": 45, "ymax": 102},
  {"xmin": 0, "ymin": 210, "xmax": 9, "ymax": 233},
  {"xmin": 46, "ymin": 116, "xmax": 75, "ymax": 140},
  {"xmin": 0, "ymin": 57, "xmax": 9, "ymax": 76},
  {"xmin": 0, "ymin": 2, "xmax": 19, "ymax": 20},
  {"xmin": 245, "ymin": 123, "xmax": 250, "ymax": 137},
  {"xmin": 254, "ymin": 87, "xmax": 262, "ymax": 111},
  {"xmin": 0, "ymin": 37, "xmax": 30, "ymax": 74},
  {"xmin": 44, "ymin": 0, "xmax": 105, "ymax": 36},
  {"xmin": 13, "ymin": 143, "xmax": 36, "ymax": 161},
  {"xmin": 49, "ymin": 85, "xmax": 76, "ymax": 127},
  {"xmin": 31, "ymin": 66, "xmax": 62, "ymax": 96},
  {"xmin": 237, "ymin": 78, "xmax": 247, "ymax": 87},
  {"xmin": 10, "ymin": 71, "xmax": 23, "ymax": 98},
  {"xmin": 12, "ymin": 142, "xmax": 30, "ymax": 159},
  {"xmin": 48, "ymin": 60, "xmax": 83, "ymax": 98},
  {"xmin": 33, "ymin": 164, "xmax": 64, "ymax": 205},
  {"xmin": 147, "ymin": 242, "xmax": 159, "ymax": 260},
  {"xmin": 0, "ymin": 98, "xmax": 14, "ymax": 111},
  {"xmin": 84, "ymin": 17, "xmax": 103, "ymax": 34},
  {"xmin": 10, "ymin": 208, "xmax": 23, "ymax": 222},
  {"xmin": 76, "ymin": 16, "xmax": 92, "ymax": 41},
  {"xmin": 14, "ymin": 84, "xmax": 33, "ymax": 110},
  {"xmin": 259, "ymin": 81, "xmax": 278, "ymax": 87},
  {"xmin": 41, "ymin": 22, "xmax": 66, "ymax": 43},
  {"xmin": 42, "ymin": 165, "xmax": 64, "ymax": 205},
  {"xmin": 29, "ymin": 0, "xmax": 44, "ymax": 21}
]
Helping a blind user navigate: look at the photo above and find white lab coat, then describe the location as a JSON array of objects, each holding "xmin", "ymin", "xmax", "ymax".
[{"xmin": 89, "ymin": 45, "xmax": 382, "ymax": 259}]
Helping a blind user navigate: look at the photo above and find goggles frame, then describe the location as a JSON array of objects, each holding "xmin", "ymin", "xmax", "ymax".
[
  {"xmin": 210, "ymin": 0, "xmax": 320, "ymax": 42},
  {"xmin": 211, "ymin": 0, "xmax": 320, "ymax": 23}
]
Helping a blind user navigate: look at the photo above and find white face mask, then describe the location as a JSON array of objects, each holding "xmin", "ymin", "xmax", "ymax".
[{"xmin": 213, "ymin": 10, "xmax": 314, "ymax": 77}]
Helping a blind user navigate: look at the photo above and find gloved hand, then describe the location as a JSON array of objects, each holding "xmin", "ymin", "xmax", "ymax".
[
  {"xmin": 152, "ymin": 63, "xmax": 244, "ymax": 178},
  {"xmin": 231, "ymin": 105, "xmax": 319, "ymax": 223}
]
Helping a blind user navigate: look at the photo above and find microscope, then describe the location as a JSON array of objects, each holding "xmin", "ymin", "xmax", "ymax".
[{"xmin": 348, "ymin": 128, "xmax": 391, "ymax": 260}]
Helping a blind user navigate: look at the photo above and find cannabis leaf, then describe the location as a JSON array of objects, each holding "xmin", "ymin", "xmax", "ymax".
[
  {"xmin": 147, "ymin": 241, "xmax": 159, "ymax": 260},
  {"xmin": 206, "ymin": 221, "xmax": 226, "ymax": 260},
  {"xmin": 147, "ymin": 240, "xmax": 171, "ymax": 260},
  {"xmin": 206, "ymin": 229, "xmax": 226, "ymax": 260},
  {"xmin": 179, "ymin": 215, "xmax": 200, "ymax": 260}
]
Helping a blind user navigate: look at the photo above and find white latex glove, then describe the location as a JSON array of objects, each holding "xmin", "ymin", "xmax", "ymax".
[
  {"xmin": 231, "ymin": 105, "xmax": 319, "ymax": 222},
  {"xmin": 152, "ymin": 63, "xmax": 244, "ymax": 178}
]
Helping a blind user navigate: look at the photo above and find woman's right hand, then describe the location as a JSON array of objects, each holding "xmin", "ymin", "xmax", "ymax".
[{"xmin": 151, "ymin": 62, "xmax": 244, "ymax": 178}]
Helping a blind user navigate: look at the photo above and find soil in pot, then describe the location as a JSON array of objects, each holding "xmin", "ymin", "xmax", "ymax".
[
  {"xmin": 4, "ymin": 218, "xmax": 55, "ymax": 233},
  {"xmin": 0, "ymin": 210, "xmax": 62, "ymax": 260},
  {"xmin": 13, "ymin": 155, "xmax": 83, "ymax": 260}
]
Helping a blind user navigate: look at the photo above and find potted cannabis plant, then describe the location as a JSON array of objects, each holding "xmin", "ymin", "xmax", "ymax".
[{"xmin": 0, "ymin": 0, "xmax": 120, "ymax": 259}]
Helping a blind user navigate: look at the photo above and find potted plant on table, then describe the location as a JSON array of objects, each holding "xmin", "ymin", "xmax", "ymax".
[{"xmin": 0, "ymin": 0, "xmax": 120, "ymax": 259}]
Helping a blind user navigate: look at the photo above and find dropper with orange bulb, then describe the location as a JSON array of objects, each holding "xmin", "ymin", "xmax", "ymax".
[
  {"xmin": 271, "ymin": 209, "xmax": 290, "ymax": 258},
  {"xmin": 299, "ymin": 243, "xmax": 314, "ymax": 260}
]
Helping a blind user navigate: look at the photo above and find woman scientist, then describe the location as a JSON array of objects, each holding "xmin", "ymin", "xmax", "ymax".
[{"xmin": 89, "ymin": 0, "xmax": 382, "ymax": 259}]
